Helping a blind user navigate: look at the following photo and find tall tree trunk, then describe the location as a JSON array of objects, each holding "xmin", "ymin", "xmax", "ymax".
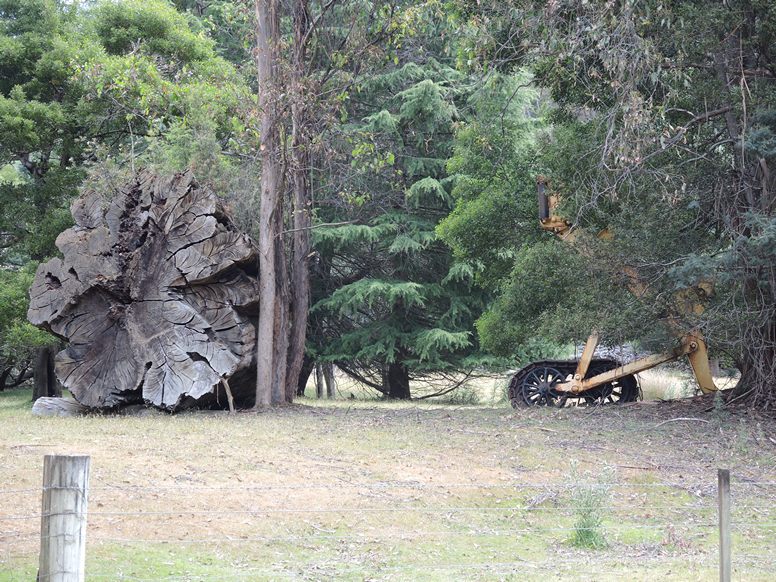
[
  {"xmin": 285, "ymin": 145, "xmax": 312, "ymax": 402},
  {"xmin": 296, "ymin": 355, "xmax": 315, "ymax": 396},
  {"xmin": 315, "ymin": 363, "xmax": 324, "ymax": 398},
  {"xmin": 711, "ymin": 42, "xmax": 776, "ymax": 409},
  {"xmin": 386, "ymin": 362, "xmax": 411, "ymax": 399},
  {"xmin": 323, "ymin": 363, "xmax": 336, "ymax": 399},
  {"xmin": 254, "ymin": 0, "xmax": 283, "ymax": 407},
  {"xmin": 285, "ymin": 0, "xmax": 313, "ymax": 403},
  {"xmin": 733, "ymin": 303, "xmax": 776, "ymax": 408},
  {"xmin": 272, "ymin": 207, "xmax": 290, "ymax": 404},
  {"xmin": 0, "ymin": 367, "xmax": 11, "ymax": 391}
]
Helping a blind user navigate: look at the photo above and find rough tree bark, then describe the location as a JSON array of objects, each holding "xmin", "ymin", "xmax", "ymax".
[
  {"xmin": 284, "ymin": 0, "xmax": 314, "ymax": 404},
  {"xmin": 711, "ymin": 42, "xmax": 776, "ymax": 409},
  {"xmin": 272, "ymin": 207, "xmax": 290, "ymax": 404},
  {"xmin": 323, "ymin": 363, "xmax": 336, "ymax": 399},
  {"xmin": 386, "ymin": 362, "xmax": 411, "ymax": 399},
  {"xmin": 315, "ymin": 362, "xmax": 324, "ymax": 398},
  {"xmin": 28, "ymin": 171, "xmax": 259, "ymax": 411},
  {"xmin": 296, "ymin": 355, "xmax": 315, "ymax": 396},
  {"xmin": 254, "ymin": 0, "xmax": 285, "ymax": 407},
  {"xmin": 0, "ymin": 368, "xmax": 11, "ymax": 391}
]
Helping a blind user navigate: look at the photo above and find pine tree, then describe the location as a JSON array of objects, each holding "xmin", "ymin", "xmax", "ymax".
[{"xmin": 312, "ymin": 49, "xmax": 489, "ymax": 398}]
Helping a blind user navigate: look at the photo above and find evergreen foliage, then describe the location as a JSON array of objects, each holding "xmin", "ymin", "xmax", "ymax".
[
  {"xmin": 6, "ymin": 0, "xmax": 773, "ymax": 409},
  {"xmin": 0, "ymin": 266, "xmax": 51, "ymax": 389},
  {"xmin": 311, "ymin": 23, "xmax": 491, "ymax": 397},
  {"xmin": 450, "ymin": 0, "xmax": 776, "ymax": 408}
]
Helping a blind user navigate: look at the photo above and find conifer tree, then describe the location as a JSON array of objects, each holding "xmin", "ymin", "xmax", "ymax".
[{"xmin": 312, "ymin": 44, "xmax": 490, "ymax": 398}]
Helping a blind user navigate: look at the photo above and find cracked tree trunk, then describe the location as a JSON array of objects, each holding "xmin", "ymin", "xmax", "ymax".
[{"xmin": 27, "ymin": 171, "xmax": 259, "ymax": 411}]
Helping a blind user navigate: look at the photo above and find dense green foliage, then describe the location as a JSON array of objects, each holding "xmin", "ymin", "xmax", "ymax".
[
  {"xmin": 0, "ymin": 0, "xmax": 249, "ymax": 388},
  {"xmin": 0, "ymin": 0, "xmax": 247, "ymax": 262},
  {"xmin": 447, "ymin": 0, "xmax": 776, "ymax": 407},
  {"xmin": 0, "ymin": 266, "xmax": 51, "ymax": 389},
  {"xmin": 311, "ymin": 22, "xmax": 493, "ymax": 397},
  {"xmin": 3, "ymin": 0, "xmax": 775, "ymax": 407}
]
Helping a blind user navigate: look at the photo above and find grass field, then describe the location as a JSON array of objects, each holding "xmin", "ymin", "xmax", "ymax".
[{"xmin": 1, "ymin": 377, "xmax": 774, "ymax": 581}]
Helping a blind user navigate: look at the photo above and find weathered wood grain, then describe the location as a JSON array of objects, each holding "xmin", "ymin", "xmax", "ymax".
[{"xmin": 28, "ymin": 171, "xmax": 259, "ymax": 411}]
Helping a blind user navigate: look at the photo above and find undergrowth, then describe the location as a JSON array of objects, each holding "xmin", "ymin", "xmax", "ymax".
[{"xmin": 569, "ymin": 463, "xmax": 613, "ymax": 549}]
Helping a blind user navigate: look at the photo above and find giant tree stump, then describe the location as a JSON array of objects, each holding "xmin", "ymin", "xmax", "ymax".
[{"xmin": 28, "ymin": 171, "xmax": 259, "ymax": 410}]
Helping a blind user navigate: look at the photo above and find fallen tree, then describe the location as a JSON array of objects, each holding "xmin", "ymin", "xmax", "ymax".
[{"xmin": 28, "ymin": 171, "xmax": 259, "ymax": 411}]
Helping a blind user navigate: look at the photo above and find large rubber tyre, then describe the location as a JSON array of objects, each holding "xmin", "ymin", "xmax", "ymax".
[
  {"xmin": 582, "ymin": 363, "xmax": 640, "ymax": 405},
  {"xmin": 517, "ymin": 366, "xmax": 567, "ymax": 407}
]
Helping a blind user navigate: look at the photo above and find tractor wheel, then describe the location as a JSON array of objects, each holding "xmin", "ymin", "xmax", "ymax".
[
  {"xmin": 518, "ymin": 365, "xmax": 568, "ymax": 407},
  {"xmin": 582, "ymin": 364, "xmax": 640, "ymax": 405}
]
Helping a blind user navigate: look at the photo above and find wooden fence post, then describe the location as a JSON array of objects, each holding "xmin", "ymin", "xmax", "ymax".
[
  {"xmin": 38, "ymin": 455, "xmax": 90, "ymax": 582},
  {"xmin": 718, "ymin": 468, "xmax": 731, "ymax": 582}
]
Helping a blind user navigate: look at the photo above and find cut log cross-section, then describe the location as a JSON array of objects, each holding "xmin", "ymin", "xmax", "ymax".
[{"xmin": 28, "ymin": 171, "xmax": 259, "ymax": 411}]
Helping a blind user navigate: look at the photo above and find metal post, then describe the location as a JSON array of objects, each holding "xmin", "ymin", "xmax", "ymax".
[
  {"xmin": 718, "ymin": 468, "xmax": 731, "ymax": 582},
  {"xmin": 38, "ymin": 455, "xmax": 90, "ymax": 582}
]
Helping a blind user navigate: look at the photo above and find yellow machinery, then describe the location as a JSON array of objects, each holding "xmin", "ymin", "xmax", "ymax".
[{"xmin": 508, "ymin": 178, "xmax": 719, "ymax": 407}]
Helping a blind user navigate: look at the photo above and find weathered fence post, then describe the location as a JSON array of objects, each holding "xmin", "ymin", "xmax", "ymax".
[
  {"xmin": 718, "ymin": 468, "xmax": 731, "ymax": 582},
  {"xmin": 38, "ymin": 455, "xmax": 90, "ymax": 582}
]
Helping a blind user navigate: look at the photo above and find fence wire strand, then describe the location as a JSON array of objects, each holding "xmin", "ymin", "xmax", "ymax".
[
  {"xmin": 4, "ymin": 479, "xmax": 776, "ymax": 495},
  {"xmin": 5, "ymin": 474, "xmax": 775, "ymax": 579}
]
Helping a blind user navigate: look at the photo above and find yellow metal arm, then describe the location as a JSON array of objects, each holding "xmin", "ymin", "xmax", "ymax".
[
  {"xmin": 685, "ymin": 332, "xmax": 718, "ymax": 394},
  {"xmin": 535, "ymin": 177, "xmax": 720, "ymax": 396},
  {"xmin": 537, "ymin": 176, "xmax": 572, "ymax": 236},
  {"xmin": 555, "ymin": 330, "xmax": 719, "ymax": 395}
]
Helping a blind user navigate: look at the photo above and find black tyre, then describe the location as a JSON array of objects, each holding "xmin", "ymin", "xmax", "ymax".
[
  {"xmin": 517, "ymin": 365, "xmax": 568, "ymax": 407},
  {"xmin": 582, "ymin": 363, "xmax": 640, "ymax": 404}
]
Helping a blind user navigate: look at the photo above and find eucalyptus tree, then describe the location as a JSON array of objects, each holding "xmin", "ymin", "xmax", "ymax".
[
  {"xmin": 450, "ymin": 0, "xmax": 776, "ymax": 409},
  {"xmin": 250, "ymin": 0, "xmax": 411, "ymax": 404}
]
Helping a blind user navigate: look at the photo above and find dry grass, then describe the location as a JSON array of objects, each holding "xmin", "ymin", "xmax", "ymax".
[
  {"xmin": 638, "ymin": 367, "xmax": 740, "ymax": 401},
  {"xmin": 301, "ymin": 369, "xmax": 511, "ymax": 406},
  {"xmin": 1, "ymin": 386, "xmax": 775, "ymax": 581},
  {"xmin": 309, "ymin": 365, "xmax": 740, "ymax": 406}
]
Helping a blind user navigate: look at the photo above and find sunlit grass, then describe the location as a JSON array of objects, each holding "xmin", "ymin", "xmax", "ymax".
[
  {"xmin": 638, "ymin": 367, "xmax": 739, "ymax": 401},
  {"xmin": 1, "ymin": 377, "xmax": 773, "ymax": 581}
]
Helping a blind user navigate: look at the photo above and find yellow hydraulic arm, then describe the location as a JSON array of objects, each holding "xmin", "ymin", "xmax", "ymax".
[{"xmin": 535, "ymin": 177, "xmax": 719, "ymax": 395}]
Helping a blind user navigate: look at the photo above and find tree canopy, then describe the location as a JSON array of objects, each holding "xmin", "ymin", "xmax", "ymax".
[
  {"xmin": 445, "ymin": 0, "xmax": 776, "ymax": 408},
  {"xmin": 2, "ymin": 0, "xmax": 775, "ymax": 410}
]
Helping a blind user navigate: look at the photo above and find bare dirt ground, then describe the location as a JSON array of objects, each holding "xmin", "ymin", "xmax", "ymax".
[{"xmin": 1, "ymin": 387, "xmax": 775, "ymax": 581}]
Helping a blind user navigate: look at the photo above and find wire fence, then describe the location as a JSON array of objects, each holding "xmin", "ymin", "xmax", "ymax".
[{"xmin": 2, "ymin": 470, "xmax": 776, "ymax": 580}]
